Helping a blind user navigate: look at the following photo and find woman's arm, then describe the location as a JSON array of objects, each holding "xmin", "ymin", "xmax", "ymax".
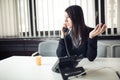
[
  {"xmin": 56, "ymin": 39, "xmax": 67, "ymax": 57},
  {"xmin": 87, "ymin": 36, "xmax": 97, "ymax": 61},
  {"xmin": 87, "ymin": 23, "xmax": 106, "ymax": 61}
]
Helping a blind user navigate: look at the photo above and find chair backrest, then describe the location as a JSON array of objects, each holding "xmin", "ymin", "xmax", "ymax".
[
  {"xmin": 112, "ymin": 44, "xmax": 120, "ymax": 57},
  {"xmin": 97, "ymin": 41, "xmax": 109, "ymax": 57},
  {"xmin": 38, "ymin": 40, "xmax": 59, "ymax": 56}
]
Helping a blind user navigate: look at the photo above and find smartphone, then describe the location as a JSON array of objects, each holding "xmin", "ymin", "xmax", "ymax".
[{"xmin": 63, "ymin": 28, "xmax": 68, "ymax": 32}]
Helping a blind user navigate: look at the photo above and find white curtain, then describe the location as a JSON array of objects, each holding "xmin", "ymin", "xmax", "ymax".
[
  {"xmin": 105, "ymin": 0, "xmax": 120, "ymax": 35},
  {"xmin": 117, "ymin": 0, "xmax": 120, "ymax": 34},
  {"xmin": 0, "ymin": 0, "xmax": 95, "ymax": 38},
  {"xmin": 0, "ymin": 0, "xmax": 30, "ymax": 38},
  {"xmin": 36, "ymin": 0, "xmax": 95, "ymax": 37},
  {"xmin": 0, "ymin": 0, "xmax": 18, "ymax": 38}
]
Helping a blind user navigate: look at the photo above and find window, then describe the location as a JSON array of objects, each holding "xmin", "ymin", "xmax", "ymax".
[
  {"xmin": 0, "ymin": 0, "xmax": 18, "ymax": 38},
  {"xmin": 17, "ymin": 0, "xmax": 31, "ymax": 37},
  {"xmin": 1, "ymin": 0, "xmax": 119, "ymax": 39},
  {"xmin": 0, "ymin": 0, "xmax": 30, "ymax": 38},
  {"xmin": 35, "ymin": 0, "xmax": 95, "ymax": 37},
  {"xmin": 105, "ymin": 0, "xmax": 120, "ymax": 35},
  {"xmin": 95, "ymin": 0, "xmax": 120, "ymax": 36}
]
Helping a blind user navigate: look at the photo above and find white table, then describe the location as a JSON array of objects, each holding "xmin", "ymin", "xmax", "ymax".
[{"xmin": 0, "ymin": 56, "xmax": 120, "ymax": 80}]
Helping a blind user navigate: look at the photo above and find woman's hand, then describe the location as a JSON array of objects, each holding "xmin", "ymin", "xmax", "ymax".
[
  {"xmin": 61, "ymin": 23, "xmax": 68, "ymax": 38},
  {"xmin": 89, "ymin": 23, "xmax": 107, "ymax": 39}
]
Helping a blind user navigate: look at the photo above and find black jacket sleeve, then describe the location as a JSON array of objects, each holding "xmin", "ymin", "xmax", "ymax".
[
  {"xmin": 86, "ymin": 36, "xmax": 97, "ymax": 61},
  {"xmin": 85, "ymin": 27, "xmax": 97, "ymax": 61},
  {"xmin": 56, "ymin": 38, "xmax": 67, "ymax": 57}
]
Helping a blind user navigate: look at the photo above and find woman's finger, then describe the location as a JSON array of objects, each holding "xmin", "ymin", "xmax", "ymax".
[{"xmin": 99, "ymin": 24, "xmax": 107, "ymax": 33}]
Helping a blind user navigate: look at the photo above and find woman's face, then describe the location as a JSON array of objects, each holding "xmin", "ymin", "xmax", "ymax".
[{"xmin": 64, "ymin": 12, "xmax": 72, "ymax": 29}]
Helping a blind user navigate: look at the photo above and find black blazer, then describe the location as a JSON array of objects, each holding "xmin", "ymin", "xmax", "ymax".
[{"xmin": 56, "ymin": 27, "xmax": 97, "ymax": 61}]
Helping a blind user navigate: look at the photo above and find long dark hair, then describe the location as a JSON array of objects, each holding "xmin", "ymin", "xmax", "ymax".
[{"xmin": 65, "ymin": 5, "xmax": 88, "ymax": 47}]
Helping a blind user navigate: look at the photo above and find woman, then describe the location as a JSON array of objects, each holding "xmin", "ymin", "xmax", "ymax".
[{"xmin": 56, "ymin": 5, "xmax": 107, "ymax": 61}]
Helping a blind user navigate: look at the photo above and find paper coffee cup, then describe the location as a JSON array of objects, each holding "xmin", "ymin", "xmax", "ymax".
[{"xmin": 36, "ymin": 56, "xmax": 41, "ymax": 65}]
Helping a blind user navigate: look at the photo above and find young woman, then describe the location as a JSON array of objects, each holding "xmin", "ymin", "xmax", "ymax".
[{"xmin": 56, "ymin": 5, "xmax": 107, "ymax": 61}]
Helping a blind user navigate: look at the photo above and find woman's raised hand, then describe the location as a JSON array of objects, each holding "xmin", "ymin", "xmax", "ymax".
[{"xmin": 89, "ymin": 23, "xmax": 107, "ymax": 39}]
